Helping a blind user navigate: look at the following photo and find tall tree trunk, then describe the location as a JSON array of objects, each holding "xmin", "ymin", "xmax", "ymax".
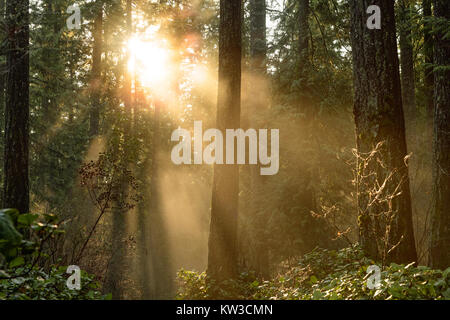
[
  {"xmin": 147, "ymin": 100, "xmax": 173, "ymax": 299},
  {"xmin": 0, "ymin": 0, "xmax": 5, "ymax": 191},
  {"xmin": 429, "ymin": 0, "xmax": 450, "ymax": 269},
  {"xmin": 104, "ymin": 0, "xmax": 132, "ymax": 299},
  {"xmin": 298, "ymin": 0, "xmax": 309, "ymax": 78},
  {"xmin": 297, "ymin": 0, "xmax": 327, "ymax": 253},
  {"xmin": 423, "ymin": 0, "xmax": 434, "ymax": 118},
  {"xmin": 250, "ymin": 0, "xmax": 266, "ymax": 72},
  {"xmin": 248, "ymin": 0, "xmax": 269, "ymax": 279},
  {"xmin": 399, "ymin": 0, "xmax": 416, "ymax": 122},
  {"xmin": 208, "ymin": 0, "xmax": 242, "ymax": 283},
  {"xmin": 350, "ymin": 0, "xmax": 417, "ymax": 263},
  {"xmin": 89, "ymin": 3, "xmax": 103, "ymax": 137},
  {"xmin": 3, "ymin": 0, "xmax": 29, "ymax": 214}
]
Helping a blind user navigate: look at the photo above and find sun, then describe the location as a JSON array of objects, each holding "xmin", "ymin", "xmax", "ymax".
[{"xmin": 127, "ymin": 36, "xmax": 171, "ymax": 90}]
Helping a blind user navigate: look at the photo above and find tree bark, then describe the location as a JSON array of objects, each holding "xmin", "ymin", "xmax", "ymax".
[
  {"xmin": 3, "ymin": 0, "xmax": 29, "ymax": 214},
  {"xmin": 298, "ymin": 0, "xmax": 309, "ymax": 77},
  {"xmin": 103, "ymin": 0, "xmax": 132, "ymax": 299},
  {"xmin": 89, "ymin": 4, "xmax": 103, "ymax": 137},
  {"xmin": 429, "ymin": 0, "xmax": 450, "ymax": 269},
  {"xmin": 399, "ymin": 0, "xmax": 416, "ymax": 122},
  {"xmin": 423, "ymin": 0, "xmax": 434, "ymax": 118},
  {"xmin": 208, "ymin": 0, "xmax": 242, "ymax": 283},
  {"xmin": 250, "ymin": 0, "xmax": 266, "ymax": 72},
  {"xmin": 350, "ymin": 0, "xmax": 417, "ymax": 263},
  {"xmin": 248, "ymin": 0, "xmax": 269, "ymax": 279}
]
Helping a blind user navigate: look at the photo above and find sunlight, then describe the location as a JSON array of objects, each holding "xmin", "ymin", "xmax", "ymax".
[{"xmin": 127, "ymin": 35, "xmax": 171, "ymax": 90}]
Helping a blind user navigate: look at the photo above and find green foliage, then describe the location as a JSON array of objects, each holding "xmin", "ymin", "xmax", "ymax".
[
  {"xmin": 0, "ymin": 209, "xmax": 109, "ymax": 300},
  {"xmin": 0, "ymin": 209, "xmax": 23, "ymax": 254},
  {"xmin": 0, "ymin": 266, "xmax": 110, "ymax": 300},
  {"xmin": 177, "ymin": 246, "xmax": 450, "ymax": 300}
]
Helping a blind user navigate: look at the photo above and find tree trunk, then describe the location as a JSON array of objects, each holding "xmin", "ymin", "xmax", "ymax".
[
  {"xmin": 250, "ymin": 0, "xmax": 266, "ymax": 72},
  {"xmin": 429, "ymin": 0, "xmax": 450, "ymax": 270},
  {"xmin": 298, "ymin": 0, "xmax": 309, "ymax": 77},
  {"xmin": 0, "ymin": 0, "xmax": 5, "ymax": 190},
  {"xmin": 423, "ymin": 0, "xmax": 434, "ymax": 118},
  {"xmin": 248, "ymin": 0, "xmax": 269, "ymax": 279},
  {"xmin": 208, "ymin": 0, "xmax": 242, "ymax": 283},
  {"xmin": 3, "ymin": 0, "xmax": 29, "ymax": 214},
  {"xmin": 350, "ymin": 0, "xmax": 417, "ymax": 263},
  {"xmin": 399, "ymin": 0, "xmax": 416, "ymax": 122},
  {"xmin": 89, "ymin": 4, "xmax": 103, "ymax": 137},
  {"xmin": 104, "ymin": 0, "xmax": 132, "ymax": 299}
]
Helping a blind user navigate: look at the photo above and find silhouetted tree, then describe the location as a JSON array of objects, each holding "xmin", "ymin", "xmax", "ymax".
[
  {"xmin": 89, "ymin": 3, "xmax": 103, "ymax": 136},
  {"xmin": 208, "ymin": 0, "xmax": 242, "ymax": 282},
  {"xmin": 350, "ymin": 0, "xmax": 417, "ymax": 263},
  {"xmin": 429, "ymin": 0, "xmax": 450, "ymax": 269},
  {"xmin": 3, "ymin": 0, "xmax": 29, "ymax": 214}
]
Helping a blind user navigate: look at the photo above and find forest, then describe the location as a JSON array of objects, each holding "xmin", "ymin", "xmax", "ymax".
[{"xmin": 0, "ymin": 0, "xmax": 449, "ymax": 301}]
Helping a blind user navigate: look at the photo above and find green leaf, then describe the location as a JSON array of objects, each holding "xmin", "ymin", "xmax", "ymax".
[
  {"xmin": 17, "ymin": 214, "xmax": 38, "ymax": 226},
  {"xmin": 442, "ymin": 288, "xmax": 450, "ymax": 300},
  {"xmin": 9, "ymin": 256, "xmax": 25, "ymax": 268},
  {"xmin": 0, "ymin": 211, "xmax": 22, "ymax": 251}
]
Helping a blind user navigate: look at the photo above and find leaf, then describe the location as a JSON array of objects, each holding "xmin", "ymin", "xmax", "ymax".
[
  {"xmin": 310, "ymin": 275, "xmax": 318, "ymax": 284},
  {"xmin": 0, "ymin": 211, "xmax": 22, "ymax": 251},
  {"xmin": 443, "ymin": 288, "xmax": 450, "ymax": 300},
  {"xmin": 312, "ymin": 289, "xmax": 323, "ymax": 300},
  {"xmin": 9, "ymin": 256, "xmax": 25, "ymax": 268},
  {"xmin": 0, "ymin": 269, "xmax": 10, "ymax": 278},
  {"xmin": 17, "ymin": 213, "xmax": 38, "ymax": 226},
  {"xmin": 443, "ymin": 267, "xmax": 450, "ymax": 279}
]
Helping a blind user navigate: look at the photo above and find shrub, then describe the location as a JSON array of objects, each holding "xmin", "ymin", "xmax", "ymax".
[
  {"xmin": 176, "ymin": 245, "xmax": 450, "ymax": 300},
  {"xmin": 0, "ymin": 209, "xmax": 110, "ymax": 300}
]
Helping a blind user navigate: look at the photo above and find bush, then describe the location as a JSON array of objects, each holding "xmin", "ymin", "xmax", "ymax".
[
  {"xmin": 0, "ymin": 266, "xmax": 109, "ymax": 300},
  {"xmin": 0, "ymin": 209, "xmax": 110, "ymax": 300},
  {"xmin": 176, "ymin": 245, "xmax": 450, "ymax": 300}
]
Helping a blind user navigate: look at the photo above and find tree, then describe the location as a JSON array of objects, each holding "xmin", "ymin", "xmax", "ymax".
[
  {"xmin": 246, "ymin": 0, "xmax": 270, "ymax": 279},
  {"xmin": 3, "ymin": 0, "xmax": 29, "ymax": 214},
  {"xmin": 298, "ymin": 0, "xmax": 309, "ymax": 77},
  {"xmin": 423, "ymin": 0, "xmax": 434, "ymax": 117},
  {"xmin": 89, "ymin": 2, "xmax": 103, "ymax": 137},
  {"xmin": 349, "ymin": 0, "xmax": 417, "ymax": 263},
  {"xmin": 398, "ymin": 0, "xmax": 416, "ymax": 122},
  {"xmin": 429, "ymin": 0, "xmax": 450, "ymax": 269},
  {"xmin": 250, "ymin": 0, "xmax": 266, "ymax": 73},
  {"xmin": 208, "ymin": 0, "xmax": 242, "ymax": 282},
  {"xmin": 103, "ymin": 0, "xmax": 132, "ymax": 299}
]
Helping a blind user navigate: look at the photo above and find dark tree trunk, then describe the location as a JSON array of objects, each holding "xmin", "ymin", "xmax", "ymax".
[
  {"xmin": 248, "ymin": 0, "xmax": 269, "ymax": 279},
  {"xmin": 3, "ymin": 0, "xmax": 29, "ymax": 214},
  {"xmin": 423, "ymin": 0, "xmax": 434, "ymax": 118},
  {"xmin": 208, "ymin": 0, "xmax": 242, "ymax": 283},
  {"xmin": 350, "ymin": 0, "xmax": 417, "ymax": 263},
  {"xmin": 429, "ymin": 0, "xmax": 450, "ymax": 269},
  {"xmin": 104, "ymin": 0, "xmax": 132, "ymax": 299},
  {"xmin": 89, "ymin": 4, "xmax": 103, "ymax": 137},
  {"xmin": 297, "ymin": 0, "xmax": 327, "ymax": 253},
  {"xmin": 148, "ymin": 100, "xmax": 173, "ymax": 299},
  {"xmin": 250, "ymin": 0, "xmax": 266, "ymax": 72},
  {"xmin": 399, "ymin": 0, "xmax": 416, "ymax": 122},
  {"xmin": 298, "ymin": 0, "xmax": 309, "ymax": 77}
]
